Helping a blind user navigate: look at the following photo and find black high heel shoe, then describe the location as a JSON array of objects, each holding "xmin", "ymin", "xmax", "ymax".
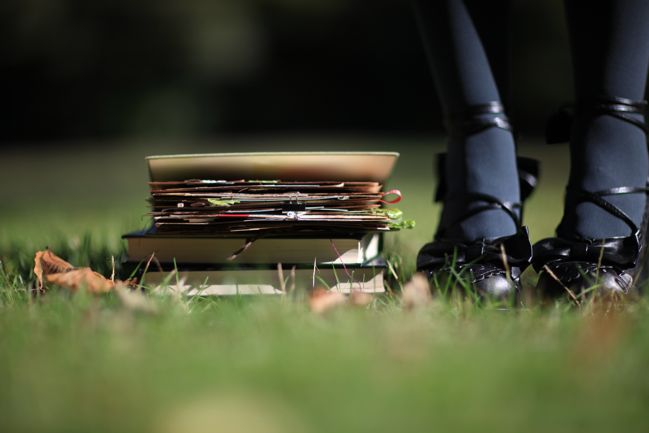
[
  {"xmin": 533, "ymin": 96, "xmax": 649, "ymax": 298},
  {"xmin": 416, "ymin": 102, "xmax": 538, "ymax": 299}
]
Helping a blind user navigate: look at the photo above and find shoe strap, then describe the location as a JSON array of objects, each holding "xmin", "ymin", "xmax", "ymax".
[
  {"xmin": 433, "ymin": 153, "xmax": 539, "ymax": 238},
  {"xmin": 547, "ymin": 95, "xmax": 648, "ymax": 144},
  {"xmin": 557, "ymin": 185, "xmax": 649, "ymax": 239},
  {"xmin": 535, "ymin": 184, "xmax": 649, "ymax": 270},
  {"xmin": 445, "ymin": 101, "xmax": 512, "ymax": 135},
  {"xmin": 436, "ymin": 102, "xmax": 527, "ymax": 239},
  {"xmin": 436, "ymin": 192, "xmax": 522, "ymax": 239},
  {"xmin": 580, "ymin": 97, "xmax": 647, "ymax": 132}
]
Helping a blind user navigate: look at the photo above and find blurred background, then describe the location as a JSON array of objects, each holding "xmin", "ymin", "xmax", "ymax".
[
  {"xmin": 1, "ymin": 0, "xmax": 574, "ymax": 143},
  {"xmin": 0, "ymin": 0, "xmax": 588, "ymax": 259}
]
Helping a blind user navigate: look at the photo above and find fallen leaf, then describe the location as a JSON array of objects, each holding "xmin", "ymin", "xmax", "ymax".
[
  {"xmin": 309, "ymin": 288, "xmax": 347, "ymax": 314},
  {"xmin": 46, "ymin": 268, "xmax": 115, "ymax": 294},
  {"xmin": 401, "ymin": 273, "xmax": 432, "ymax": 310},
  {"xmin": 33, "ymin": 249, "xmax": 135, "ymax": 294},
  {"xmin": 34, "ymin": 249, "xmax": 74, "ymax": 289}
]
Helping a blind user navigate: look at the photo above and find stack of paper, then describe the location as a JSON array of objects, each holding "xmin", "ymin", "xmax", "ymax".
[{"xmin": 148, "ymin": 179, "xmax": 404, "ymax": 235}]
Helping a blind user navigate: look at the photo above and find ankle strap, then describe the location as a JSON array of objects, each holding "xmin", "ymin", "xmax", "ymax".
[
  {"xmin": 433, "ymin": 153, "xmax": 539, "ymax": 238},
  {"xmin": 547, "ymin": 95, "xmax": 648, "ymax": 144},
  {"xmin": 557, "ymin": 184, "xmax": 649, "ymax": 240},
  {"xmin": 445, "ymin": 101, "xmax": 512, "ymax": 135},
  {"xmin": 435, "ymin": 192, "xmax": 522, "ymax": 240}
]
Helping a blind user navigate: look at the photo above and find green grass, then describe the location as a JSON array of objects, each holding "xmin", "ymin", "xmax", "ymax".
[{"xmin": 2, "ymin": 138, "xmax": 649, "ymax": 433}]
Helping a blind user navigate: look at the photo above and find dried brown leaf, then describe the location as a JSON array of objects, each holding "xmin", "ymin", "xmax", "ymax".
[
  {"xmin": 46, "ymin": 268, "xmax": 115, "ymax": 294},
  {"xmin": 34, "ymin": 249, "xmax": 74, "ymax": 289},
  {"xmin": 34, "ymin": 249, "xmax": 135, "ymax": 294},
  {"xmin": 401, "ymin": 273, "xmax": 432, "ymax": 310},
  {"xmin": 309, "ymin": 288, "xmax": 347, "ymax": 314}
]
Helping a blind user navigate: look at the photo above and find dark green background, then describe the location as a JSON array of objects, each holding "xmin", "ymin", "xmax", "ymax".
[{"xmin": 2, "ymin": 0, "xmax": 574, "ymax": 142}]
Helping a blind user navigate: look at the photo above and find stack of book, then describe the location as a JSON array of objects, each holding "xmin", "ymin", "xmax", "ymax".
[{"xmin": 121, "ymin": 152, "xmax": 408, "ymax": 295}]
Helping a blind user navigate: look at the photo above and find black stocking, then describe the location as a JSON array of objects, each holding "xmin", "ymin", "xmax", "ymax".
[
  {"xmin": 562, "ymin": 0, "xmax": 649, "ymax": 239},
  {"xmin": 414, "ymin": 0, "xmax": 520, "ymax": 242}
]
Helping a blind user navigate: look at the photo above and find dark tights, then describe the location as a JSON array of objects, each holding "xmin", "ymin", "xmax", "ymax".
[
  {"xmin": 563, "ymin": 0, "xmax": 649, "ymax": 239},
  {"xmin": 415, "ymin": 0, "xmax": 649, "ymax": 241},
  {"xmin": 414, "ymin": 0, "xmax": 518, "ymax": 242}
]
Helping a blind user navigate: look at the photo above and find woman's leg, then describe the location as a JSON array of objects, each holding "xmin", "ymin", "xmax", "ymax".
[
  {"xmin": 414, "ymin": 0, "xmax": 519, "ymax": 242},
  {"xmin": 562, "ymin": 0, "xmax": 649, "ymax": 239}
]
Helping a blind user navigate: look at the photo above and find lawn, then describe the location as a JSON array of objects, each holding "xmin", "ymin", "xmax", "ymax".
[{"xmin": 2, "ymin": 138, "xmax": 649, "ymax": 433}]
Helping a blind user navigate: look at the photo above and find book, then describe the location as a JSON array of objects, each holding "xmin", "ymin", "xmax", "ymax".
[
  {"xmin": 123, "ymin": 261, "xmax": 386, "ymax": 295},
  {"xmin": 123, "ymin": 231, "xmax": 381, "ymax": 265}
]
